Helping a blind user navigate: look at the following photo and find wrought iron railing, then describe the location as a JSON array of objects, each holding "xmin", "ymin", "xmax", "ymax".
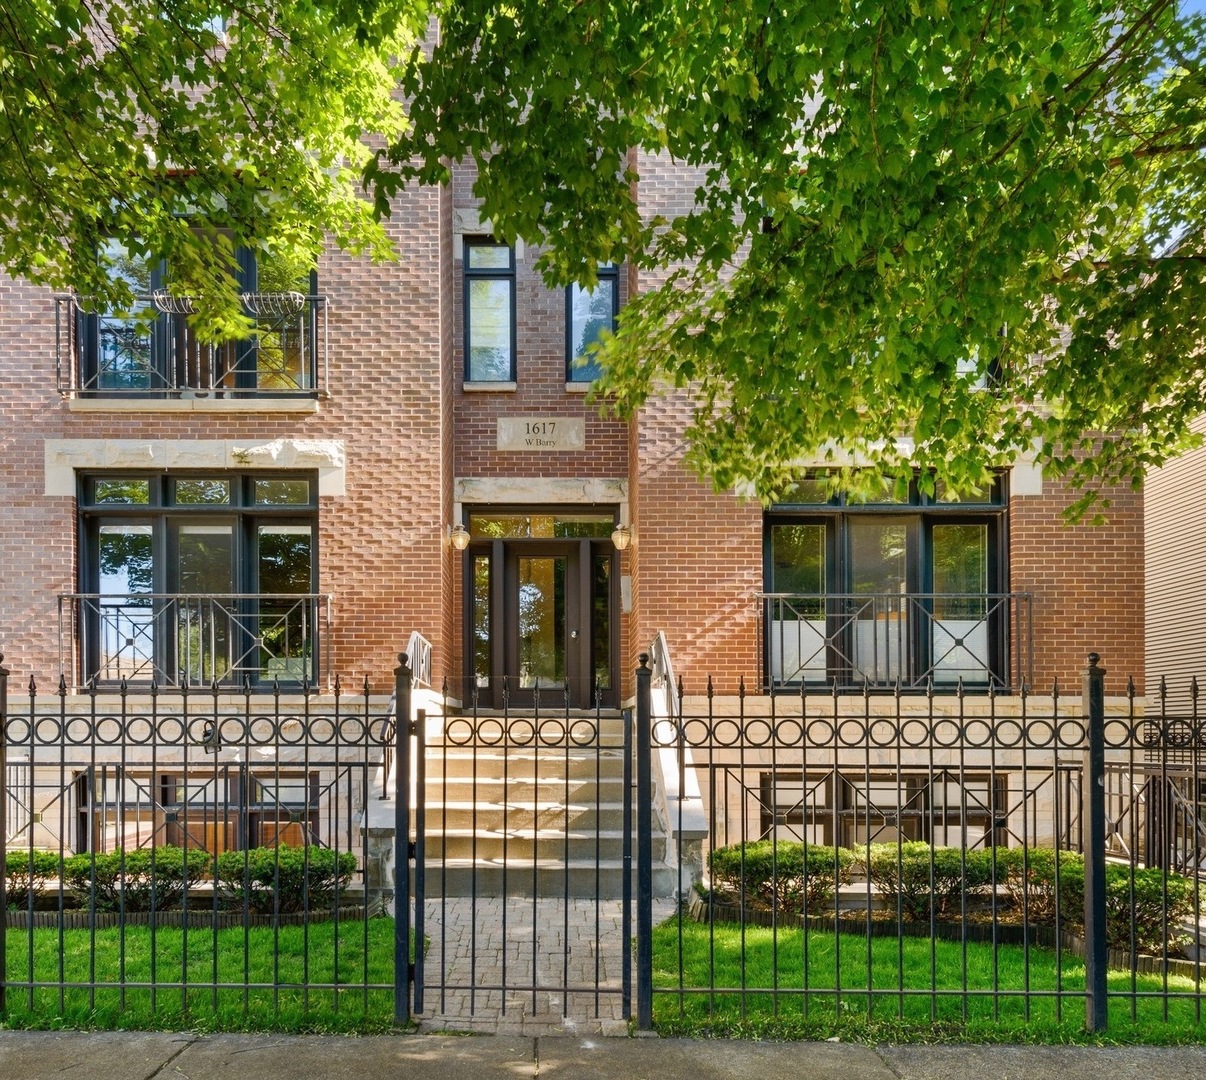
[
  {"xmin": 58, "ymin": 592, "xmax": 332, "ymax": 688},
  {"xmin": 762, "ymin": 590, "xmax": 1032, "ymax": 691},
  {"xmin": 55, "ymin": 292, "xmax": 327, "ymax": 397}
]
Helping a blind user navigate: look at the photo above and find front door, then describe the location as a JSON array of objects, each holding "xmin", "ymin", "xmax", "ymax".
[{"xmin": 463, "ymin": 511, "xmax": 619, "ymax": 709}]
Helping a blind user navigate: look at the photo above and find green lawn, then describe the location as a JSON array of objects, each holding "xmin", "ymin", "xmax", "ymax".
[
  {"xmin": 7, "ymin": 915, "xmax": 1206, "ymax": 1042},
  {"xmin": 1, "ymin": 918, "xmax": 403, "ymax": 1033},
  {"xmin": 653, "ymin": 918, "xmax": 1206, "ymax": 1043}
]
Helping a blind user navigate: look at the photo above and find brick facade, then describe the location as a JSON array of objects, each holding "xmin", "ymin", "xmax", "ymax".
[{"xmin": 0, "ymin": 158, "xmax": 1145, "ymax": 704}]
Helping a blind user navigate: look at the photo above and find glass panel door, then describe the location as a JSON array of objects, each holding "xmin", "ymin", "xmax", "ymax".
[
  {"xmin": 930, "ymin": 523, "xmax": 990, "ymax": 683},
  {"xmin": 464, "ymin": 524, "xmax": 619, "ymax": 708},
  {"xmin": 516, "ymin": 554, "xmax": 568, "ymax": 690},
  {"xmin": 769, "ymin": 523, "xmax": 828, "ymax": 682},
  {"xmin": 848, "ymin": 519, "xmax": 910, "ymax": 683},
  {"xmin": 257, "ymin": 524, "xmax": 313, "ymax": 682},
  {"xmin": 173, "ymin": 522, "xmax": 234, "ymax": 684},
  {"xmin": 96, "ymin": 523, "xmax": 154, "ymax": 679}
]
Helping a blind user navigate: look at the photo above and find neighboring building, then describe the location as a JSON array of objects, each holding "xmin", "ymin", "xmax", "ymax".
[
  {"xmin": 1145, "ymin": 414, "xmax": 1206, "ymax": 710},
  {"xmin": 0, "ymin": 155, "xmax": 1147, "ymax": 858}
]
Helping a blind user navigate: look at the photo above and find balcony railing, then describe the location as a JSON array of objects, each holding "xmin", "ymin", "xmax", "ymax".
[
  {"xmin": 59, "ymin": 593, "xmax": 332, "ymax": 689},
  {"xmin": 762, "ymin": 591, "xmax": 1033, "ymax": 691},
  {"xmin": 55, "ymin": 292, "xmax": 328, "ymax": 398}
]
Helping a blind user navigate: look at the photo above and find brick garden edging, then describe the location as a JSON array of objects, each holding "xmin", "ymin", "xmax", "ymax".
[{"xmin": 4, "ymin": 903, "xmax": 368, "ymax": 931}]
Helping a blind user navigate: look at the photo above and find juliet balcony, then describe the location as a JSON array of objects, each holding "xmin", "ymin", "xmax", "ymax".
[
  {"xmin": 763, "ymin": 591, "xmax": 1033, "ymax": 692},
  {"xmin": 55, "ymin": 291, "xmax": 328, "ymax": 399},
  {"xmin": 58, "ymin": 592, "xmax": 333, "ymax": 689}
]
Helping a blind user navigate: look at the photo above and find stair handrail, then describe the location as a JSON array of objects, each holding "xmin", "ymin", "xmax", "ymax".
[
  {"xmin": 406, "ymin": 630, "xmax": 433, "ymax": 689},
  {"xmin": 648, "ymin": 631, "xmax": 707, "ymax": 898}
]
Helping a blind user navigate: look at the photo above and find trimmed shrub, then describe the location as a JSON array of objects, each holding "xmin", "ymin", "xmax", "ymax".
[
  {"xmin": 995, "ymin": 846, "xmax": 1194, "ymax": 955},
  {"xmin": 993, "ymin": 846, "xmax": 1084, "ymax": 926},
  {"xmin": 1106, "ymin": 866, "xmax": 1196, "ymax": 954},
  {"xmin": 708, "ymin": 840, "xmax": 855, "ymax": 916},
  {"xmin": 215, "ymin": 845, "xmax": 357, "ymax": 914},
  {"xmin": 4, "ymin": 848, "xmax": 60, "ymax": 908},
  {"xmin": 1056, "ymin": 859, "xmax": 1195, "ymax": 955},
  {"xmin": 63, "ymin": 846, "xmax": 210, "ymax": 913},
  {"xmin": 864, "ymin": 842, "xmax": 994, "ymax": 921}
]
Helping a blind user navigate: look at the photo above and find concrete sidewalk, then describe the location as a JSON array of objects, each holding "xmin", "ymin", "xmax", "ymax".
[{"xmin": 2, "ymin": 1031, "xmax": 1205, "ymax": 1080}]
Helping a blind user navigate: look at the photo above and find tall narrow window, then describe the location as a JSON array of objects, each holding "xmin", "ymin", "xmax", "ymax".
[
  {"xmin": 566, "ymin": 263, "xmax": 618, "ymax": 383},
  {"xmin": 464, "ymin": 240, "xmax": 515, "ymax": 382}
]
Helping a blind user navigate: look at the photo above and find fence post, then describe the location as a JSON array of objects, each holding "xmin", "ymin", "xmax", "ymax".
[
  {"xmin": 394, "ymin": 654, "xmax": 413, "ymax": 1026},
  {"xmin": 1082, "ymin": 652, "xmax": 1108, "ymax": 1033},
  {"xmin": 0, "ymin": 653, "xmax": 8, "ymax": 1016},
  {"xmin": 635, "ymin": 653, "xmax": 653, "ymax": 1031}
]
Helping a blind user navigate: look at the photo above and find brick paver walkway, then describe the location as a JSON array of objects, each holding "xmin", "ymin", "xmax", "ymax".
[{"xmin": 414, "ymin": 896, "xmax": 678, "ymax": 1035}]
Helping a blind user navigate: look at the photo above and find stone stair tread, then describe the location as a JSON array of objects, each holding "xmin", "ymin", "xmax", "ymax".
[
  {"xmin": 424, "ymin": 795, "xmax": 627, "ymax": 805},
  {"xmin": 427, "ymin": 826, "xmax": 657, "ymax": 840}
]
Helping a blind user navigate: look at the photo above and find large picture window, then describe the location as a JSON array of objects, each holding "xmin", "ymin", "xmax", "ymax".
[
  {"xmin": 463, "ymin": 239, "xmax": 515, "ymax": 382},
  {"xmin": 76, "ymin": 472, "xmax": 319, "ymax": 686},
  {"xmin": 764, "ymin": 476, "xmax": 1015, "ymax": 689},
  {"xmin": 566, "ymin": 263, "xmax": 618, "ymax": 383}
]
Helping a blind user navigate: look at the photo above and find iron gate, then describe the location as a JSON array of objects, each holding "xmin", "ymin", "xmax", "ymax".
[{"xmin": 393, "ymin": 665, "xmax": 639, "ymax": 1028}]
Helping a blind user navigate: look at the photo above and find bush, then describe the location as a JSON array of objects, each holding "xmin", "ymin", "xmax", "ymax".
[
  {"xmin": 4, "ymin": 848, "xmax": 60, "ymax": 908},
  {"xmin": 214, "ymin": 845, "xmax": 357, "ymax": 914},
  {"xmin": 993, "ymin": 846, "xmax": 1084, "ymax": 926},
  {"xmin": 63, "ymin": 845, "xmax": 210, "ymax": 912},
  {"xmin": 708, "ymin": 840, "xmax": 855, "ymax": 916},
  {"xmin": 1056, "ymin": 860, "xmax": 1195, "ymax": 955},
  {"xmin": 864, "ymin": 842, "xmax": 994, "ymax": 921}
]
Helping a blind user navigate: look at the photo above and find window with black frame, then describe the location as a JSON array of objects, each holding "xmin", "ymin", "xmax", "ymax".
[
  {"xmin": 463, "ymin": 239, "xmax": 516, "ymax": 382},
  {"xmin": 78, "ymin": 240, "xmax": 318, "ymax": 397},
  {"xmin": 764, "ymin": 474, "xmax": 1009, "ymax": 690},
  {"xmin": 566, "ymin": 262, "xmax": 618, "ymax": 383},
  {"xmin": 75, "ymin": 472, "xmax": 319, "ymax": 686}
]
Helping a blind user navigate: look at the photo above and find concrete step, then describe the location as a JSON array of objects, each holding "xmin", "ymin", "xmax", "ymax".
[
  {"xmin": 419, "ymin": 859, "xmax": 678, "ymax": 900},
  {"xmin": 421, "ymin": 747, "xmax": 627, "ymax": 775},
  {"xmin": 424, "ymin": 827, "xmax": 651, "ymax": 862},
  {"xmin": 421, "ymin": 775, "xmax": 626, "ymax": 803},
  {"xmin": 419, "ymin": 801, "xmax": 627, "ymax": 830}
]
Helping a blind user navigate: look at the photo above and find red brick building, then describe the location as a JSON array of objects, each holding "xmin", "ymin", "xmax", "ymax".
[{"xmin": 0, "ymin": 158, "xmax": 1145, "ymax": 708}]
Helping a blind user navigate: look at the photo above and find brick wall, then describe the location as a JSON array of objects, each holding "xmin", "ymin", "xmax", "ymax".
[
  {"xmin": 1010, "ymin": 477, "xmax": 1145, "ymax": 696},
  {"xmin": 0, "ymin": 149, "xmax": 1149, "ymax": 705},
  {"xmin": 630, "ymin": 390, "xmax": 762, "ymax": 694},
  {"xmin": 0, "ymin": 184, "xmax": 449, "ymax": 692}
]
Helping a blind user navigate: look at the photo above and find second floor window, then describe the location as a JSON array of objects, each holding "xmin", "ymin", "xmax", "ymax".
[
  {"xmin": 76, "ymin": 240, "xmax": 320, "ymax": 398},
  {"xmin": 566, "ymin": 262, "xmax": 618, "ymax": 383},
  {"xmin": 464, "ymin": 239, "xmax": 515, "ymax": 382}
]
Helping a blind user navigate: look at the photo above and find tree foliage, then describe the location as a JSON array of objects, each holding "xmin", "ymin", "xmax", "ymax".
[
  {"xmin": 5, "ymin": 1, "xmax": 1204, "ymax": 505},
  {"xmin": 0, "ymin": 0, "xmax": 425, "ymax": 337},
  {"xmin": 375, "ymin": 0, "xmax": 1206, "ymax": 507}
]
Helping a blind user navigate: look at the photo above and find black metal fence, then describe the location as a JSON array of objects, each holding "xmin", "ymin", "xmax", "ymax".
[
  {"xmin": 3, "ymin": 647, "xmax": 1206, "ymax": 1038},
  {"xmin": 0, "ymin": 658, "xmax": 394, "ymax": 1029},
  {"xmin": 646, "ymin": 655, "xmax": 1206, "ymax": 1036}
]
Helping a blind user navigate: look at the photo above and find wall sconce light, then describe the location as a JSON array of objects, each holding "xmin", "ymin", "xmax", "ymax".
[
  {"xmin": 610, "ymin": 524, "xmax": 632, "ymax": 551},
  {"xmin": 448, "ymin": 523, "xmax": 471, "ymax": 551}
]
